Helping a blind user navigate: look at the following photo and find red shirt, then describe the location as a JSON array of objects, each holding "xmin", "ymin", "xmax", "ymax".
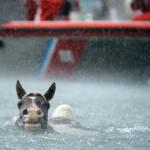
[
  {"xmin": 40, "ymin": 0, "xmax": 64, "ymax": 20},
  {"xmin": 24, "ymin": 0, "xmax": 79, "ymax": 21},
  {"xmin": 132, "ymin": 12, "xmax": 150, "ymax": 21},
  {"xmin": 24, "ymin": 0, "xmax": 38, "ymax": 20}
]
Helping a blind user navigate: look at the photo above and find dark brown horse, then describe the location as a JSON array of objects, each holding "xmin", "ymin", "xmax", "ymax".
[{"xmin": 15, "ymin": 80, "xmax": 56, "ymax": 129}]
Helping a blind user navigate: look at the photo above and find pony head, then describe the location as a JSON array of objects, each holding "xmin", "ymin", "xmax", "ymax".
[{"xmin": 16, "ymin": 80, "xmax": 56, "ymax": 129}]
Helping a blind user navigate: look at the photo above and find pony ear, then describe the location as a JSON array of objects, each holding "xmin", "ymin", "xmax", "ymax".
[
  {"xmin": 16, "ymin": 80, "xmax": 26, "ymax": 99},
  {"xmin": 44, "ymin": 82, "xmax": 56, "ymax": 101}
]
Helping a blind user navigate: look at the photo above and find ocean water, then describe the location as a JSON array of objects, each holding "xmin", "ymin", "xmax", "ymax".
[{"xmin": 0, "ymin": 77, "xmax": 150, "ymax": 150}]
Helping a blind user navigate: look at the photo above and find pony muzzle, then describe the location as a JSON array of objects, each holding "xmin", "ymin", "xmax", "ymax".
[{"xmin": 23, "ymin": 107, "xmax": 44, "ymax": 128}]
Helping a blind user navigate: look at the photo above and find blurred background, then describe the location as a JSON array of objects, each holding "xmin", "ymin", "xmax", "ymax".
[
  {"xmin": 0, "ymin": 0, "xmax": 134, "ymax": 23},
  {"xmin": 0, "ymin": 0, "xmax": 150, "ymax": 82}
]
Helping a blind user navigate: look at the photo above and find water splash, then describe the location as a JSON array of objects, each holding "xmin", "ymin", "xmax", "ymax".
[{"xmin": 105, "ymin": 125, "xmax": 150, "ymax": 134}]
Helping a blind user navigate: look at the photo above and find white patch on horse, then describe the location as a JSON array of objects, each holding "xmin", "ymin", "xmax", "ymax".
[{"xmin": 29, "ymin": 96, "xmax": 37, "ymax": 106}]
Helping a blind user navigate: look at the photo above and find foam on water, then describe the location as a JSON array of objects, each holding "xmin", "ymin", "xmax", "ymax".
[{"xmin": 105, "ymin": 126, "xmax": 150, "ymax": 134}]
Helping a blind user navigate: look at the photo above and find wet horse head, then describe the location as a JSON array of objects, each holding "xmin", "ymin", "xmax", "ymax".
[{"xmin": 16, "ymin": 80, "xmax": 56, "ymax": 129}]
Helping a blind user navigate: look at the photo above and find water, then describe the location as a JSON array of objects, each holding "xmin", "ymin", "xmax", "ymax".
[{"xmin": 0, "ymin": 77, "xmax": 150, "ymax": 150}]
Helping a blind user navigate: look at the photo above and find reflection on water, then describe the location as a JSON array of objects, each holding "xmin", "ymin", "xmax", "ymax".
[{"xmin": 0, "ymin": 77, "xmax": 150, "ymax": 150}]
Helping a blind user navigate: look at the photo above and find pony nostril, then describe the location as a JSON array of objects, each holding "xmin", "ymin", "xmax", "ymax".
[
  {"xmin": 23, "ymin": 109, "xmax": 28, "ymax": 115},
  {"xmin": 37, "ymin": 110, "xmax": 42, "ymax": 116}
]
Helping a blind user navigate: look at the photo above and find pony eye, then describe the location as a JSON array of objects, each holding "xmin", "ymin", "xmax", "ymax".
[
  {"xmin": 36, "ymin": 100, "xmax": 41, "ymax": 106},
  {"xmin": 17, "ymin": 101, "xmax": 23, "ymax": 108},
  {"xmin": 34, "ymin": 98, "xmax": 42, "ymax": 106}
]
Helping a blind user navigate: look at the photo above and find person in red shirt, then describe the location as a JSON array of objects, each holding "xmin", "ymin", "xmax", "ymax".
[
  {"xmin": 23, "ymin": 0, "xmax": 38, "ymax": 20},
  {"xmin": 23, "ymin": 0, "xmax": 80, "ymax": 21},
  {"xmin": 40, "ymin": 0, "xmax": 64, "ymax": 20},
  {"xmin": 131, "ymin": 0, "xmax": 150, "ymax": 21}
]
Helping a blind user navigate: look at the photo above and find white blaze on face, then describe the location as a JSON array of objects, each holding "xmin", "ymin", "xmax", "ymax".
[
  {"xmin": 23, "ymin": 96, "xmax": 41, "ymax": 125},
  {"xmin": 51, "ymin": 104, "xmax": 73, "ymax": 120},
  {"xmin": 29, "ymin": 96, "xmax": 37, "ymax": 106}
]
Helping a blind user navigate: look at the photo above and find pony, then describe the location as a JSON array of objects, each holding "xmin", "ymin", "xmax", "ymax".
[
  {"xmin": 15, "ymin": 80, "xmax": 56, "ymax": 129},
  {"xmin": 49, "ymin": 104, "xmax": 94, "ymax": 133},
  {"xmin": 15, "ymin": 80, "xmax": 95, "ymax": 133}
]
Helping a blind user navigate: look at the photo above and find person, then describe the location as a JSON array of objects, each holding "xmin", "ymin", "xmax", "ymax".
[
  {"xmin": 23, "ymin": 0, "xmax": 39, "ymax": 20},
  {"xmin": 23, "ymin": 0, "xmax": 80, "ymax": 21},
  {"xmin": 131, "ymin": 0, "xmax": 150, "ymax": 21},
  {"xmin": 61, "ymin": 0, "xmax": 80, "ymax": 20},
  {"xmin": 72, "ymin": 0, "xmax": 108, "ymax": 21},
  {"xmin": 90, "ymin": 0, "xmax": 108, "ymax": 20}
]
